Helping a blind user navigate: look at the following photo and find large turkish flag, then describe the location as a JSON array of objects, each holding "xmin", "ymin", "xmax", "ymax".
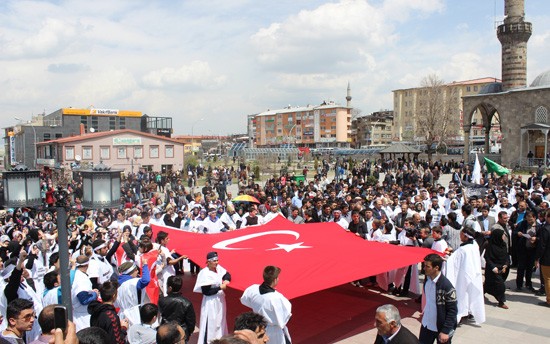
[{"xmin": 151, "ymin": 215, "xmax": 433, "ymax": 299}]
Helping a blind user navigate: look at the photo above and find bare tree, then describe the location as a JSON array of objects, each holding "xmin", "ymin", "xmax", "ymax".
[
  {"xmin": 416, "ymin": 74, "xmax": 459, "ymax": 160},
  {"xmin": 351, "ymin": 108, "xmax": 362, "ymax": 120}
]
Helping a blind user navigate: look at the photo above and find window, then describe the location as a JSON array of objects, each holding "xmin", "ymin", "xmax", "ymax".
[
  {"xmin": 119, "ymin": 117, "xmax": 126, "ymax": 129},
  {"xmin": 91, "ymin": 116, "xmax": 98, "ymax": 130},
  {"xmin": 109, "ymin": 116, "xmax": 116, "ymax": 130},
  {"xmin": 100, "ymin": 146, "xmax": 110, "ymax": 160},
  {"xmin": 44, "ymin": 133, "xmax": 51, "ymax": 141},
  {"xmin": 134, "ymin": 146, "xmax": 143, "ymax": 159},
  {"xmin": 165, "ymin": 145, "xmax": 174, "ymax": 158},
  {"xmin": 466, "ymin": 86, "xmax": 471, "ymax": 92},
  {"xmin": 474, "ymin": 86, "xmax": 478, "ymax": 91},
  {"xmin": 535, "ymin": 106, "xmax": 548, "ymax": 123},
  {"xmin": 65, "ymin": 147, "xmax": 75, "ymax": 160},
  {"xmin": 117, "ymin": 146, "xmax": 127, "ymax": 159},
  {"xmin": 80, "ymin": 116, "xmax": 88, "ymax": 131},
  {"xmin": 55, "ymin": 133, "xmax": 62, "ymax": 139},
  {"xmin": 150, "ymin": 145, "xmax": 159, "ymax": 158},
  {"xmin": 82, "ymin": 146, "xmax": 93, "ymax": 160}
]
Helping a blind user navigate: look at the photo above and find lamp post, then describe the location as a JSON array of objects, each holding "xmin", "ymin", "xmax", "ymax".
[
  {"xmin": 191, "ymin": 118, "xmax": 204, "ymax": 156},
  {"xmin": 3, "ymin": 163, "xmax": 121, "ymax": 321}
]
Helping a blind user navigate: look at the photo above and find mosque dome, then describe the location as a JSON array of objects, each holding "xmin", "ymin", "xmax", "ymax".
[
  {"xmin": 478, "ymin": 82, "xmax": 503, "ymax": 95},
  {"xmin": 531, "ymin": 70, "xmax": 550, "ymax": 88}
]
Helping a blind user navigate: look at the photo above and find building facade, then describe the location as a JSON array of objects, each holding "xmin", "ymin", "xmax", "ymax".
[
  {"xmin": 3, "ymin": 108, "xmax": 172, "ymax": 169},
  {"xmin": 461, "ymin": 0, "xmax": 550, "ymax": 167},
  {"xmin": 35, "ymin": 129, "xmax": 184, "ymax": 174},
  {"xmin": 253, "ymin": 101, "xmax": 351, "ymax": 148},
  {"xmin": 351, "ymin": 111, "xmax": 394, "ymax": 148},
  {"xmin": 392, "ymin": 77, "xmax": 500, "ymax": 145}
]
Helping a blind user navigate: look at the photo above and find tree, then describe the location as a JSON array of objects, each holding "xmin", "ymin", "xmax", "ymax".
[
  {"xmin": 416, "ymin": 74, "xmax": 459, "ymax": 161},
  {"xmin": 351, "ymin": 108, "xmax": 363, "ymax": 120}
]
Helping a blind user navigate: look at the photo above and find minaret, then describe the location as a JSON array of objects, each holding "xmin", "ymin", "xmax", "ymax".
[
  {"xmin": 346, "ymin": 82, "xmax": 352, "ymax": 107},
  {"xmin": 497, "ymin": 0, "xmax": 532, "ymax": 91}
]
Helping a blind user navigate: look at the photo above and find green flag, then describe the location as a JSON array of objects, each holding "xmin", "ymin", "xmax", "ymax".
[{"xmin": 484, "ymin": 157, "xmax": 510, "ymax": 176}]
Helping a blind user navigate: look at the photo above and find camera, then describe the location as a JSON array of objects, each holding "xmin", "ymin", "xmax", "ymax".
[{"xmin": 405, "ymin": 227, "xmax": 419, "ymax": 239}]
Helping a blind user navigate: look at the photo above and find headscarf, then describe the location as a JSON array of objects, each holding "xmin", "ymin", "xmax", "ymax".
[{"xmin": 484, "ymin": 228, "xmax": 508, "ymax": 265}]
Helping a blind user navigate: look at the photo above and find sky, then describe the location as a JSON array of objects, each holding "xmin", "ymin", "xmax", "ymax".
[{"xmin": 1, "ymin": 0, "xmax": 549, "ymax": 136}]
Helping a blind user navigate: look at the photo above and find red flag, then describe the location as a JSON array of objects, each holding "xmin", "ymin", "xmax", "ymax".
[
  {"xmin": 151, "ymin": 216, "xmax": 434, "ymax": 299},
  {"xmin": 141, "ymin": 249, "xmax": 160, "ymax": 304},
  {"xmin": 115, "ymin": 245, "xmax": 127, "ymax": 266}
]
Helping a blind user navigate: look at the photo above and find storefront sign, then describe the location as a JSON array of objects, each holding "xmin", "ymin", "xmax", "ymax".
[{"xmin": 113, "ymin": 137, "xmax": 142, "ymax": 145}]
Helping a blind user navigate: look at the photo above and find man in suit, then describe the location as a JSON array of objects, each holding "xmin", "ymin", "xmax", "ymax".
[
  {"xmin": 476, "ymin": 205, "xmax": 496, "ymax": 253},
  {"xmin": 374, "ymin": 304, "xmax": 419, "ymax": 344}
]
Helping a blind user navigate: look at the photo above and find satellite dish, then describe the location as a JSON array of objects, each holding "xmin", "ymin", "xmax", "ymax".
[
  {"xmin": 90, "ymin": 127, "xmax": 95, "ymax": 133},
  {"xmin": 75, "ymin": 155, "xmax": 82, "ymax": 162}
]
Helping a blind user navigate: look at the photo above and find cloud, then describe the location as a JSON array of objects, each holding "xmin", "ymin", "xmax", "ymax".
[
  {"xmin": 47, "ymin": 63, "xmax": 90, "ymax": 74},
  {"xmin": 71, "ymin": 69, "xmax": 138, "ymax": 106},
  {"xmin": 141, "ymin": 61, "xmax": 227, "ymax": 91},
  {"xmin": 0, "ymin": 17, "xmax": 84, "ymax": 59},
  {"xmin": 250, "ymin": 0, "xmax": 444, "ymax": 74}
]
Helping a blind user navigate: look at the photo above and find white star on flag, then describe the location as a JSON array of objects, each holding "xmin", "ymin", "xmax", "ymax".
[{"xmin": 267, "ymin": 242, "xmax": 312, "ymax": 252}]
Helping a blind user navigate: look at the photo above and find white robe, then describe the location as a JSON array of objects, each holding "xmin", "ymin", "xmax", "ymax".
[
  {"xmin": 445, "ymin": 241, "xmax": 486, "ymax": 325},
  {"xmin": 202, "ymin": 217, "xmax": 226, "ymax": 234},
  {"xmin": 115, "ymin": 277, "xmax": 149, "ymax": 325},
  {"xmin": 42, "ymin": 287, "xmax": 60, "ymax": 308},
  {"xmin": 241, "ymin": 284, "xmax": 292, "ymax": 344},
  {"xmin": 193, "ymin": 265, "xmax": 229, "ymax": 344},
  {"xmin": 88, "ymin": 254, "xmax": 114, "ymax": 285},
  {"xmin": 72, "ymin": 269, "xmax": 95, "ymax": 331}
]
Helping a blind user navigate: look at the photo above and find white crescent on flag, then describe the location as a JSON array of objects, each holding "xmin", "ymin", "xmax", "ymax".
[{"xmin": 212, "ymin": 230, "xmax": 312, "ymax": 252}]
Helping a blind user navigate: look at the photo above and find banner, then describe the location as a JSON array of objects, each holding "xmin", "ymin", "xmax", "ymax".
[
  {"xmin": 461, "ymin": 180, "xmax": 488, "ymax": 198},
  {"xmin": 152, "ymin": 216, "xmax": 433, "ymax": 299}
]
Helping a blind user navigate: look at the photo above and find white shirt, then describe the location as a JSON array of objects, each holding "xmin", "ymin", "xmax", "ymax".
[{"xmin": 422, "ymin": 273, "xmax": 441, "ymax": 331}]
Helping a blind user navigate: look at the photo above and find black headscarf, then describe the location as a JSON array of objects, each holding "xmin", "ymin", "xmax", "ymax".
[{"xmin": 484, "ymin": 228, "xmax": 508, "ymax": 265}]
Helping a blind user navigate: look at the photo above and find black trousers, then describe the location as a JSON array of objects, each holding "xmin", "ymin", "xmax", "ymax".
[
  {"xmin": 419, "ymin": 325, "xmax": 453, "ymax": 344},
  {"xmin": 516, "ymin": 248, "xmax": 536, "ymax": 288}
]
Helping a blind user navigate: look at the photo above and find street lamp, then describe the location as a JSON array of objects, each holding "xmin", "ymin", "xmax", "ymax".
[
  {"xmin": 3, "ymin": 165, "xmax": 41, "ymax": 207},
  {"xmin": 2, "ymin": 165, "xmax": 79, "ymax": 320},
  {"xmin": 191, "ymin": 118, "xmax": 204, "ymax": 156},
  {"xmin": 81, "ymin": 162, "xmax": 122, "ymax": 209}
]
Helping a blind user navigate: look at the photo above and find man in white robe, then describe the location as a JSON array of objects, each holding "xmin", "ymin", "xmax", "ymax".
[
  {"xmin": 71, "ymin": 256, "xmax": 99, "ymax": 331},
  {"xmin": 193, "ymin": 252, "xmax": 231, "ymax": 344},
  {"xmin": 445, "ymin": 228, "xmax": 486, "ymax": 325},
  {"xmin": 262, "ymin": 203, "xmax": 283, "ymax": 224},
  {"xmin": 241, "ymin": 266, "xmax": 292, "ymax": 344},
  {"xmin": 202, "ymin": 209, "xmax": 226, "ymax": 234},
  {"xmin": 114, "ymin": 260, "xmax": 150, "ymax": 325},
  {"xmin": 88, "ymin": 239, "xmax": 115, "ymax": 288}
]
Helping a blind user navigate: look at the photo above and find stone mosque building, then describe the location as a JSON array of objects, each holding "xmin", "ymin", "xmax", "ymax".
[{"xmin": 461, "ymin": 0, "xmax": 550, "ymax": 167}]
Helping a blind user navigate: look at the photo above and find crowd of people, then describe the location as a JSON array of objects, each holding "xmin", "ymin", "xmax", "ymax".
[{"xmin": 1, "ymin": 156, "xmax": 550, "ymax": 344}]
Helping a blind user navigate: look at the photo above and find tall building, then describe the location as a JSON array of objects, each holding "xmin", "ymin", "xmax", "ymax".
[
  {"xmin": 252, "ymin": 101, "xmax": 351, "ymax": 148},
  {"xmin": 392, "ymin": 77, "xmax": 500, "ymax": 145},
  {"xmin": 352, "ymin": 110, "xmax": 393, "ymax": 148}
]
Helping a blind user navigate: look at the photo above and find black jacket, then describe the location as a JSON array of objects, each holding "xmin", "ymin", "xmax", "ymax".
[
  {"xmin": 537, "ymin": 224, "xmax": 550, "ymax": 266},
  {"xmin": 158, "ymin": 292, "xmax": 196, "ymax": 340},
  {"xmin": 88, "ymin": 301, "xmax": 126, "ymax": 344},
  {"xmin": 374, "ymin": 325, "xmax": 420, "ymax": 344}
]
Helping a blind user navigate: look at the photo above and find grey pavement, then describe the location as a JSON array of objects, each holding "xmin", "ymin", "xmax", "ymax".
[{"xmin": 336, "ymin": 268, "xmax": 550, "ymax": 344}]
